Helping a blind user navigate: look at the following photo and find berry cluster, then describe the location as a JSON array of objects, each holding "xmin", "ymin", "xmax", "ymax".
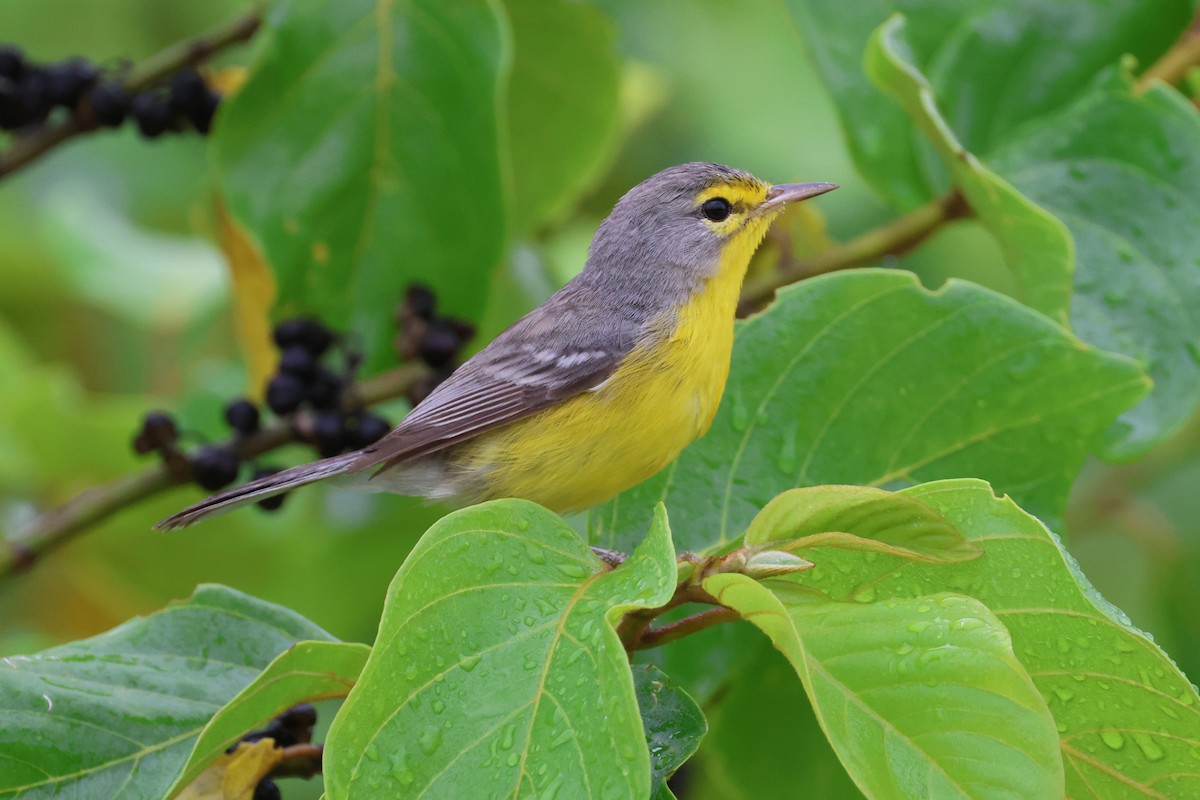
[
  {"xmin": 227, "ymin": 704, "xmax": 318, "ymax": 800},
  {"xmin": 0, "ymin": 45, "xmax": 219, "ymax": 137},
  {"xmin": 132, "ymin": 286, "xmax": 475, "ymax": 509},
  {"xmin": 395, "ymin": 284, "xmax": 476, "ymax": 405}
]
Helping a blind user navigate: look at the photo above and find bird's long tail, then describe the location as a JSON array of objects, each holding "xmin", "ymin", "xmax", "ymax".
[{"xmin": 154, "ymin": 452, "xmax": 360, "ymax": 531}]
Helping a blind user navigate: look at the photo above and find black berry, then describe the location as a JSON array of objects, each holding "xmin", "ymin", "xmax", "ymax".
[
  {"xmin": 188, "ymin": 90, "xmax": 219, "ymax": 135},
  {"xmin": 44, "ymin": 58, "xmax": 98, "ymax": 108},
  {"xmin": 266, "ymin": 374, "xmax": 305, "ymax": 415},
  {"xmin": 273, "ymin": 318, "xmax": 332, "ymax": 355},
  {"xmin": 305, "ymin": 367, "xmax": 343, "ymax": 410},
  {"xmin": 349, "ymin": 413, "xmax": 390, "ymax": 449},
  {"xmin": 278, "ymin": 703, "xmax": 317, "ymax": 731},
  {"xmin": 313, "ymin": 412, "xmax": 347, "ymax": 457},
  {"xmin": 87, "ymin": 82, "xmax": 127, "ymax": 127},
  {"xmin": 132, "ymin": 410, "xmax": 179, "ymax": 454},
  {"xmin": 279, "ymin": 345, "xmax": 316, "ymax": 379},
  {"xmin": 167, "ymin": 68, "xmax": 207, "ymax": 113},
  {"xmin": 5, "ymin": 68, "xmax": 51, "ymax": 129},
  {"xmin": 419, "ymin": 319, "xmax": 464, "ymax": 368},
  {"xmin": 191, "ymin": 446, "xmax": 240, "ymax": 491},
  {"xmin": 130, "ymin": 91, "xmax": 172, "ymax": 138},
  {"xmin": 224, "ymin": 398, "xmax": 261, "ymax": 435},
  {"xmin": 0, "ymin": 46, "xmax": 24, "ymax": 80},
  {"xmin": 253, "ymin": 779, "xmax": 281, "ymax": 800},
  {"xmin": 405, "ymin": 284, "xmax": 437, "ymax": 321}
]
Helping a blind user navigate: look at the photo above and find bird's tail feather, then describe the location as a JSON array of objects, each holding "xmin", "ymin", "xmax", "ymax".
[{"xmin": 154, "ymin": 452, "xmax": 360, "ymax": 531}]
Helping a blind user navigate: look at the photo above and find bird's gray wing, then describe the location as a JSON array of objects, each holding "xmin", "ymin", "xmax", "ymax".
[{"xmin": 347, "ymin": 300, "xmax": 639, "ymax": 473}]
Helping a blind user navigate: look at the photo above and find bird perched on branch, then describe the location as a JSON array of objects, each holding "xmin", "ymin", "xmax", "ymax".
[{"xmin": 157, "ymin": 163, "xmax": 836, "ymax": 530}]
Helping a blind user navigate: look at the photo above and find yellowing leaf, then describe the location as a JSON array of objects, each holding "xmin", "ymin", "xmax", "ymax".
[
  {"xmin": 214, "ymin": 195, "xmax": 277, "ymax": 397},
  {"xmin": 177, "ymin": 739, "xmax": 283, "ymax": 800}
]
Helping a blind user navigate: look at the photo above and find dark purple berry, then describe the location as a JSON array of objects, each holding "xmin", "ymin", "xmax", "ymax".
[
  {"xmin": 419, "ymin": 319, "xmax": 464, "ymax": 368},
  {"xmin": 313, "ymin": 412, "xmax": 347, "ymax": 457},
  {"xmin": 132, "ymin": 410, "xmax": 179, "ymax": 454},
  {"xmin": 273, "ymin": 319, "xmax": 310, "ymax": 349},
  {"xmin": 130, "ymin": 91, "xmax": 172, "ymax": 138},
  {"xmin": 405, "ymin": 284, "xmax": 437, "ymax": 321},
  {"xmin": 253, "ymin": 778, "xmax": 281, "ymax": 800},
  {"xmin": 187, "ymin": 90, "xmax": 219, "ymax": 135},
  {"xmin": 305, "ymin": 367, "xmax": 343, "ymax": 410},
  {"xmin": 273, "ymin": 318, "xmax": 332, "ymax": 355},
  {"xmin": 3, "ymin": 68, "xmax": 51, "ymax": 129},
  {"xmin": 279, "ymin": 345, "xmax": 316, "ymax": 379},
  {"xmin": 266, "ymin": 373, "xmax": 305, "ymax": 415},
  {"xmin": 191, "ymin": 446, "xmax": 240, "ymax": 491},
  {"xmin": 0, "ymin": 46, "xmax": 24, "ymax": 80},
  {"xmin": 87, "ymin": 82, "xmax": 127, "ymax": 127},
  {"xmin": 349, "ymin": 413, "xmax": 391, "ymax": 449},
  {"xmin": 44, "ymin": 58, "xmax": 98, "ymax": 108},
  {"xmin": 167, "ymin": 68, "xmax": 207, "ymax": 113},
  {"xmin": 278, "ymin": 703, "xmax": 317, "ymax": 731},
  {"xmin": 224, "ymin": 398, "xmax": 260, "ymax": 435},
  {"xmin": 301, "ymin": 321, "xmax": 334, "ymax": 356}
]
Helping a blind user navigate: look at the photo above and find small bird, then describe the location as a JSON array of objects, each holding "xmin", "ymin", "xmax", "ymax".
[{"xmin": 157, "ymin": 163, "xmax": 836, "ymax": 530}]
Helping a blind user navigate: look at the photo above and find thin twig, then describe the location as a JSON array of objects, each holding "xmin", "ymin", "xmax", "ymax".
[
  {"xmin": 1, "ymin": 363, "xmax": 429, "ymax": 578},
  {"xmin": 737, "ymin": 190, "xmax": 967, "ymax": 315},
  {"xmin": 271, "ymin": 743, "xmax": 323, "ymax": 779},
  {"xmin": 0, "ymin": 7, "xmax": 263, "ymax": 180},
  {"xmin": 1137, "ymin": 15, "xmax": 1200, "ymax": 94},
  {"xmin": 634, "ymin": 607, "xmax": 741, "ymax": 650}
]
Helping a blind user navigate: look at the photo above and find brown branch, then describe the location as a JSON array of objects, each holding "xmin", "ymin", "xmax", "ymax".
[
  {"xmin": 1, "ymin": 363, "xmax": 429, "ymax": 578},
  {"xmin": 1137, "ymin": 14, "xmax": 1200, "ymax": 94},
  {"xmin": 271, "ymin": 743, "xmax": 323, "ymax": 779},
  {"xmin": 0, "ymin": 6, "xmax": 263, "ymax": 180},
  {"xmin": 738, "ymin": 190, "xmax": 967, "ymax": 315},
  {"xmin": 633, "ymin": 607, "xmax": 741, "ymax": 650}
]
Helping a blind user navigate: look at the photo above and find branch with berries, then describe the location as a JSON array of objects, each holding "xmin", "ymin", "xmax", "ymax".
[
  {"xmin": 0, "ymin": 7, "xmax": 262, "ymax": 178},
  {"xmin": 0, "ymin": 286, "xmax": 473, "ymax": 578}
]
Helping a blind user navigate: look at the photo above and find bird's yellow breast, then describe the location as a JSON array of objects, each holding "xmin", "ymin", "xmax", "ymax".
[{"xmin": 452, "ymin": 227, "xmax": 765, "ymax": 513}]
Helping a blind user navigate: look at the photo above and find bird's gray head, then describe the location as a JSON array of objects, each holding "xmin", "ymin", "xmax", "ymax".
[{"xmin": 583, "ymin": 162, "xmax": 836, "ymax": 292}]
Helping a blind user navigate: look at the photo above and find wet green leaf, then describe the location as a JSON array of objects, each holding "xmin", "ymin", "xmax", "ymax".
[
  {"xmin": 632, "ymin": 664, "xmax": 706, "ymax": 800},
  {"xmin": 167, "ymin": 640, "xmax": 370, "ymax": 798},
  {"xmin": 705, "ymin": 577, "xmax": 1063, "ymax": 799},
  {"xmin": 0, "ymin": 585, "xmax": 334, "ymax": 800},
  {"xmin": 591, "ymin": 270, "xmax": 1147, "ymax": 554},
  {"xmin": 214, "ymin": 0, "xmax": 511, "ymax": 370},
  {"xmin": 324, "ymin": 500, "xmax": 676, "ymax": 799}
]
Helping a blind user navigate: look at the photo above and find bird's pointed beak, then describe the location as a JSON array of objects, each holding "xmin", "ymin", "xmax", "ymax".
[{"xmin": 760, "ymin": 182, "xmax": 839, "ymax": 212}]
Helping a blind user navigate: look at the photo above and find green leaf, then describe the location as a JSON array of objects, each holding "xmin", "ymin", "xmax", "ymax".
[
  {"xmin": 503, "ymin": 0, "xmax": 620, "ymax": 234},
  {"xmin": 632, "ymin": 664, "xmax": 706, "ymax": 800},
  {"xmin": 991, "ymin": 71, "xmax": 1200, "ymax": 458},
  {"xmin": 783, "ymin": 0, "xmax": 1190, "ymax": 209},
  {"xmin": 591, "ymin": 269, "xmax": 1147, "ymax": 555},
  {"xmin": 213, "ymin": 0, "xmax": 511, "ymax": 370},
  {"xmin": 704, "ymin": 577, "xmax": 1064, "ymax": 799},
  {"xmin": 687, "ymin": 640, "xmax": 865, "ymax": 800},
  {"xmin": 166, "ymin": 640, "xmax": 370, "ymax": 798},
  {"xmin": 864, "ymin": 15, "xmax": 1074, "ymax": 325},
  {"xmin": 745, "ymin": 484, "xmax": 979, "ymax": 564},
  {"xmin": 0, "ymin": 585, "xmax": 334, "ymax": 800},
  {"xmin": 324, "ymin": 500, "xmax": 677, "ymax": 799}
]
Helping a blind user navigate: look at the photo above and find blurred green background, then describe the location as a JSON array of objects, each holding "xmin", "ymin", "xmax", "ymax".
[{"xmin": 0, "ymin": 0, "xmax": 1196, "ymax": 793}]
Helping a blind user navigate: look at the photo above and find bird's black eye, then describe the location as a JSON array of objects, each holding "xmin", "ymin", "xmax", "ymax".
[{"xmin": 701, "ymin": 197, "xmax": 733, "ymax": 222}]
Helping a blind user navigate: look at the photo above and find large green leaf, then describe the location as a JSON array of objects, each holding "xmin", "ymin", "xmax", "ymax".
[
  {"xmin": 0, "ymin": 585, "xmax": 334, "ymax": 800},
  {"xmin": 324, "ymin": 500, "xmax": 676, "ymax": 799},
  {"xmin": 704, "ymin": 576, "xmax": 1064, "ymax": 799},
  {"xmin": 864, "ymin": 15, "xmax": 1073, "ymax": 325},
  {"xmin": 591, "ymin": 269, "xmax": 1147, "ymax": 555},
  {"xmin": 791, "ymin": 479, "xmax": 1200, "ymax": 798},
  {"xmin": 166, "ymin": 640, "xmax": 370, "ymax": 798},
  {"xmin": 213, "ymin": 0, "xmax": 511, "ymax": 370},
  {"xmin": 991, "ymin": 71, "xmax": 1200, "ymax": 458},
  {"xmin": 783, "ymin": 0, "xmax": 1190, "ymax": 209},
  {"xmin": 503, "ymin": 0, "xmax": 620, "ymax": 235},
  {"xmin": 632, "ymin": 664, "xmax": 706, "ymax": 800}
]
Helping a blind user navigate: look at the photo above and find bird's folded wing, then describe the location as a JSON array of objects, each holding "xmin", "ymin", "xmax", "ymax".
[{"xmin": 347, "ymin": 343, "xmax": 625, "ymax": 474}]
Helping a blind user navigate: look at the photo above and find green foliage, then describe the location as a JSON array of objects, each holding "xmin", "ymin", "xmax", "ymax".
[
  {"xmin": 166, "ymin": 641, "xmax": 369, "ymax": 797},
  {"xmin": 323, "ymin": 501, "xmax": 676, "ymax": 799},
  {"xmin": 591, "ymin": 270, "xmax": 1146, "ymax": 554},
  {"xmin": 633, "ymin": 664, "xmax": 706, "ymax": 800},
  {"xmin": 0, "ymin": 586, "xmax": 334, "ymax": 800}
]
